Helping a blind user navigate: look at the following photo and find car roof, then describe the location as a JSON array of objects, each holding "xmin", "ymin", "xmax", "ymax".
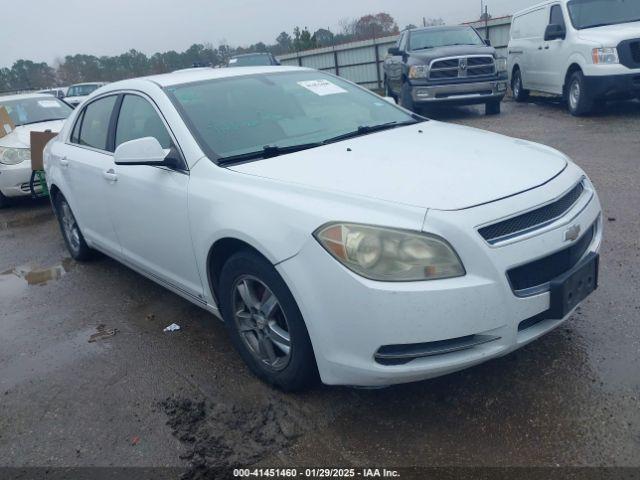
[
  {"xmin": 69, "ymin": 82, "xmax": 105, "ymax": 87},
  {"xmin": 232, "ymin": 53, "xmax": 271, "ymax": 58},
  {"xmin": 406, "ymin": 25, "xmax": 472, "ymax": 34},
  {"xmin": 113, "ymin": 66, "xmax": 312, "ymax": 89},
  {"xmin": 513, "ymin": 0, "xmax": 563, "ymax": 16},
  {"xmin": 0, "ymin": 92, "xmax": 59, "ymax": 102}
]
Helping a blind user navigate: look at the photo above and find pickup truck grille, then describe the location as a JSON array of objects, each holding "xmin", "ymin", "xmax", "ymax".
[{"xmin": 429, "ymin": 55, "xmax": 495, "ymax": 80}]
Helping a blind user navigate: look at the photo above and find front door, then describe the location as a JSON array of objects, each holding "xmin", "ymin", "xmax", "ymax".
[{"xmin": 104, "ymin": 93, "xmax": 204, "ymax": 299}]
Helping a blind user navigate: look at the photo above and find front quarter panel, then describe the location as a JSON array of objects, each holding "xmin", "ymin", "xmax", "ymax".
[{"xmin": 187, "ymin": 159, "xmax": 428, "ymax": 306}]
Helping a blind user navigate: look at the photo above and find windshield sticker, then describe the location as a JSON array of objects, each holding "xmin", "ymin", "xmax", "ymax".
[
  {"xmin": 38, "ymin": 100, "xmax": 60, "ymax": 108},
  {"xmin": 297, "ymin": 79, "xmax": 348, "ymax": 96}
]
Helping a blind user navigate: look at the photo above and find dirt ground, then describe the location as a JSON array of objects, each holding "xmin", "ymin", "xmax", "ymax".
[{"xmin": 1, "ymin": 98, "xmax": 639, "ymax": 478}]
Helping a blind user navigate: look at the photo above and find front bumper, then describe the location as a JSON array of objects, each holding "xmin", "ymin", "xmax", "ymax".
[
  {"xmin": 584, "ymin": 73, "xmax": 640, "ymax": 100},
  {"xmin": 0, "ymin": 161, "xmax": 34, "ymax": 197},
  {"xmin": 411, "ymin": 79, "xmax": 508, "ymax": 104},
  {"xmin": 277, "ymin": 165, "xmax": 602, "ymax": 387}
]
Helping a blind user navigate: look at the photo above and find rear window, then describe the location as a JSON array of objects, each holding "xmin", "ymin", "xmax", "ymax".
[
  {"xmin": 67, "ymin": 84, "xmax": 101, "ymax": 97},
  {"xmin": 0, "ymin": 97, "xmax": 72, "ymax": 126}
]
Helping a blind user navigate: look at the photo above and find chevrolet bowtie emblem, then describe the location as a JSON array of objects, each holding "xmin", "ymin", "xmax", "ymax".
[{"xmin": 564, "ymin": 225, "xmax": 581, "ymax": 242}]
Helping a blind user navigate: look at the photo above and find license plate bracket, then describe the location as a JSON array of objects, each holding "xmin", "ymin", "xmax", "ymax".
[{"xmin": 549, "ymin": 253, "xmax": 599, "ymax": 320}]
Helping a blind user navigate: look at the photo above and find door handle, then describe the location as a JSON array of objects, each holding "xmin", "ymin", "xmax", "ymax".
[
  {"xmin": 538, "ymin": 46, "xmax": 543, "ymax": 50},
  {"xmin": 544, "ymin": 46, "xmax": 550, "ymax": 50},
  {"xmin": 60, "ymin": 157, "xmax": 69, "ymax": 167},
  {"xmin": 103, "ymin": 169, "xmax": 118, "ymax": 182}
]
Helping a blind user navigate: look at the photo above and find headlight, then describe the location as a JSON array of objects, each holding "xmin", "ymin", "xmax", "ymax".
[
  {"xmin": 314, "ymin": 223, "xmax": 465, "ymax": 282},
  {"xmin": 592, "ymin": 47, "xmax": 619, "ymax": 64},
  {"xmin": 0, "ymin": 146, "xmax": 31, "ymax": 165},
  {"xmin": 408, "ymin": 65, "xmax": 429, "ymax": 79},
  {"xmin": 495, "ymin": 58, "xmax": 507, "ymax": 73}
]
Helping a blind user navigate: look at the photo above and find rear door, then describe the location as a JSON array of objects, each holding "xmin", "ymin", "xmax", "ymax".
[
  {"xmin": 105, "ymin": 93, "xmax": 203, "ymax": 299},
  {"xmin": 58, "ymin": 94, "xmax": 121, "ymax": 255}
]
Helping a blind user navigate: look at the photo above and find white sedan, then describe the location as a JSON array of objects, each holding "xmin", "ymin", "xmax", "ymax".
[
  {"xmin": 44, "ymin": 67, "xmax": 602, "ymax": 390},
  {"xmin": 0, "ymin": 93, "xmax": 73, "ymax": 207}
]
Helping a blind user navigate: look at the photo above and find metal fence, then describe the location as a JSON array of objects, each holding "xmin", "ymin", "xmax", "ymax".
[{"xmin": 277, "ymin": 17, "xmax": 513, "ymax": 90}]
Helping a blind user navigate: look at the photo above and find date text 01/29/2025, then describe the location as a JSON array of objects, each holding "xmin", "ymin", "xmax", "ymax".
[{"xmin": 232, "ymin": 468, "xmax": 401, "ymax": 478}]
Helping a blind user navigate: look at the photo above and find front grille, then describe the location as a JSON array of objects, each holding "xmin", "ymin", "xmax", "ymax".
[
  {"xmin": 619, "ymin": 39, "xmax": 640, "ymax": 68},
  {"xmin": 429, "ymin": 55, "xmax": 495, "ymax": 80},
  {"xmin": 631, "ymin": 41, "xmax": 640, "ymax": 64},
  {"xmin": 507, "ymin": 223, "xmax": 596, "ymax": 294},
  {"xmin": 479, "ymin": 182, "xmax": 585, "ymax": 244}
]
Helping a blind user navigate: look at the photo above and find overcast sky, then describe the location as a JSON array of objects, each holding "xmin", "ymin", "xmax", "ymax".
[{"xmin": 1, "ymin": 0, "xmax": 539, "ymax": 68}]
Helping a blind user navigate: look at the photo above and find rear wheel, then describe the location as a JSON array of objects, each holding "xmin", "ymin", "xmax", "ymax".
[
  {"xmin": 219, "ymin": 250, "xmax": 318, "ymax": 391},
  {"xmin": 567, "ymin": 70, "xmax": 594, "ymax": 116},
  {"xmin": 54, "ymin": 194, "xmax": 95, "ymax": 261},
  {"xmin": 511, "ymin": 69, "xmax": 529, "ymax": 102},
  {"xmin": 485, "ymin": 100, "xmax": 501, "ymax": 115}
]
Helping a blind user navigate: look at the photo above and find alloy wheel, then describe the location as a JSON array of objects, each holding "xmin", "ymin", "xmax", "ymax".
[
  {"xmin": 232, "ymin": 275, "xmax": 292, "ymax": 371},
  {"xmin": 60, "ymin": 201, "xmax": 81, "ymax": 254}
]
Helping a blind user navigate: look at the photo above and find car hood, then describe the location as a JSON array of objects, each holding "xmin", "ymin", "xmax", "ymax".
[
  {"xmin": 577, "ymin": 21, "xmax": 640, "ymax": 45},
  {"xmin": 228, "ymin": 121, "xmax": 568, "ymax": 211},
  {"xmin": 0, "ymin": 120, "xmax": 65, "ymax": 149},
  {"xmin": 409, "ymin": 45, "xmax": 496, "ymax": 64}
]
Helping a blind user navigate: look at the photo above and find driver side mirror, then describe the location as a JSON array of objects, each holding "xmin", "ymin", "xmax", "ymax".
[
  {"xmin": 114, "ymin": 137, "xmax": 180, "ymax": 169},
  {"xmin": 544, "ymin": 23, "xmax": 566, "ymax": 41}
]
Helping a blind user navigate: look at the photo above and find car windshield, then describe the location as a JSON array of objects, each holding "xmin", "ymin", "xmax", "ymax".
[
  {"xmin": 409, "ymin": 27, "xmax": 485, "ymax": 51},
  {"xmin": 568, "ymin": 0, "xmax": 640, "ymax": 29},
  {"xmin": 166, "ymin": 71, "xmax": 417, "ymax": 162},
  {"xmin": 0, "ymin": 96, "xmax": 73, "ymax": 126},
  {"xmin": 229, "ymin": 55, "xmax": 273, "ymax": 67},
  {"xmin": 67, "ymin": 84, "xmax": 100, "ymax": 97}
]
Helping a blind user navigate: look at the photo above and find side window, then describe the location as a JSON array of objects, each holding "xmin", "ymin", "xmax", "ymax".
[
  {"xmin": 70, "ymin": 110, "xmax": 84, "ymax": 144},
  {"xmin": 399, "ymin": 33, "xmax": 408, "ymax": 52},
  {"xmin": 77, "ymin": 96, "xmax": 117, "ymax": 151},
  {"xmin": 550, "ymin": 5, "xmax": 566, "ymax": 27},
  {"xmin": 115, "ymin": 95, "xmax": 172, "ymax": 150}
]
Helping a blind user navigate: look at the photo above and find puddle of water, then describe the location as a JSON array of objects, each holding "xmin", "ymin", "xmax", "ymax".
[{"xmin": 0, "ymin": 258, "xmax": 74, "ymax": 301}]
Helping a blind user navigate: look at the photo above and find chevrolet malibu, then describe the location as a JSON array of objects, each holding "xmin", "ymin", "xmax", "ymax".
[
  {"xmin": 1, "ymin": 93, "xmax": 73, "ymax": 207},
  {"xmin": 43, "ymin": 67, "xmax": 602, "ymax": 391}
]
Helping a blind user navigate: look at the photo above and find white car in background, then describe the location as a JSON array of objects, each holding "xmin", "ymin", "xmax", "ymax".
[
  {"xmin": 44, "ymin": 67, "xmax": 602, "ymax": 390},
  {"xmin": 0, "ymin": 93, "xmax": 73, "ymax": 207},
  {"xmin": 64, "ymin": 82, "xmax": 107, "ymax": 107},
  {"xmin": 508, "ymin": 0, "xmax": 640, "ymax": 115}
]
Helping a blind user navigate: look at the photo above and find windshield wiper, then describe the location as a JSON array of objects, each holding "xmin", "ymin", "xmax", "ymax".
[
  {"xmin": 322, "ymin": 120, "xmax": 419, "ymax": 145},
  {"xmin": 218, "ymin": 120, "xmax": 420, "ymax": 165},
  {"xmin": 218, "ymin": 142, "xmax": 324, "ymax": 165}
]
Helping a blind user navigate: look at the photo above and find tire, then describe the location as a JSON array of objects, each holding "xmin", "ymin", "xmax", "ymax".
[
  {"xmin": 54, "ymin": 194, "xmax": 95, "ymax": 261},
  {"xmin": 0, "ymin": 191, "xmax": 8, "ymax": 209},
  {"xmin": 511, "ymin": 69, "xmax": 529, "ymax": 102},
  {"xmin": 218, "ymin": 250, "xmax": 318, "ymax": 391},
  {"xmin": 399, "ymin": 81, "xmax": 415, "ymax": 112},
  {"xmin": 566, "ymin": 70, "xmax": 594, "ymax": 116},
  {"xmin": 485, "ymin": 100, "xmax": 501, "ymax": 115}
]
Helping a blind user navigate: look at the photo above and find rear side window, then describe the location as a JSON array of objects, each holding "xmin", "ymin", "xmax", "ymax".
[
  {"xmin": 550, "ymin": 5, "xmax": 566, "ymax": 27},
  {"xmin": 511, "ymin": 8, "xmax": 548, "ymax": 39},
  {"xmin": 115, "ymin": 95, "xmax": 172, "ymax": 149},
  {"xmin": 76, "ymin": 96, "xmax": 117, "ymax": 151}
]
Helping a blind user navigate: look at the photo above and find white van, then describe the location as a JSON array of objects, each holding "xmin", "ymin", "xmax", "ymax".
[{"xmin": 508, "ymin": 0, "xmax": 640, "ymax": 115}]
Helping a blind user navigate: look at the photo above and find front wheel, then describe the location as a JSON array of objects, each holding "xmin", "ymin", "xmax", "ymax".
[
  {"xmin": 219, "ymin": 250, "xmax": 318, "ymax": 391},
  {"xmin": 485, "ymin": 100, "xmax": 501, "ymax": 115},
  {"xmin": 511, "ymin": 69, "xmax": 529, "ymax": 102},
  {"xmin": 567, "ymin": 71, "xmax": 594, "ymax": 116},
  {"xmin": 54, "ymin": 194, "xmax": 95, "ymax": 261}
]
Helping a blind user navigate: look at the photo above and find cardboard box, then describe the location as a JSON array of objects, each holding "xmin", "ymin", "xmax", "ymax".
[
  {"xmin": 0, "ymin": 106, "xmax": 15, "ymax": 139},
  {"xmin": 30, "ymin": 131, "xmax": 58, "ymax": 171}
]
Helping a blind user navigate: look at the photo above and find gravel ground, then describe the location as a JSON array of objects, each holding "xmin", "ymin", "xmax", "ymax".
[{"xmin": 0, "ymin": 98, "xmax": 638, "ymax": 478}]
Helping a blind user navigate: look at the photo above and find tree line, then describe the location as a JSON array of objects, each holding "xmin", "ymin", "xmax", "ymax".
[{"xmin": 0, "ymin": 12, "xmax": 445, "ymax": 93}]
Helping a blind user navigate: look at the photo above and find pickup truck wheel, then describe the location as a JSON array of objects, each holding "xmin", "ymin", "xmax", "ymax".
[
  {"xmin": 399, "ymin": 82, "xmax": 415, "ymax": 112},
  {"xmin": 485, "ymin": 100, "xmax": 501, "ymax": 115},
  {"xmin": 219, "ymin": 250, "xmax": 319, "ymax": 392},
  {"xmin": 567, "ymin": 71, "xmax": 594, "ymax": 116},
  {"xmin": 54, "ymin": 194, "xmax": 95, "ymax": 261},
  {"xmin": 511, "ymin": 69, "xmax": 529, "ymax": 102}
]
